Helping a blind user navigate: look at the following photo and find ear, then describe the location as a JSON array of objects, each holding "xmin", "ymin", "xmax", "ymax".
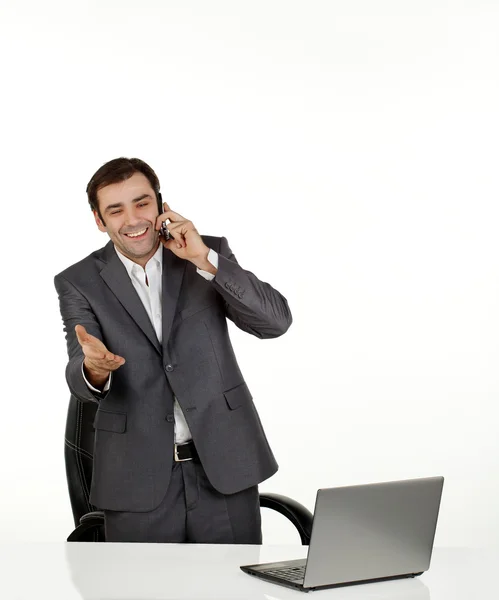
[{"xmin": 93, "ymin": 210, "xmax": 107, "ymax": 233}]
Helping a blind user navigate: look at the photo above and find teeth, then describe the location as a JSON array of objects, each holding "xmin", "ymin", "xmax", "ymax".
[{"xmin": 125, "ymin": 228, "xmax": 147, "ymax": 238}]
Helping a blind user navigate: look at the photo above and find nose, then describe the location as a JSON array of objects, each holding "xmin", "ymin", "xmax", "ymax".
[{"xmin": 123, "ymin": 207, "xmax": 144, "ymax": 228}]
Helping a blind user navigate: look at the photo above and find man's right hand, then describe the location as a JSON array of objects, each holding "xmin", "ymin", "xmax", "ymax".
[{"xmin": 75, "ymin": 324, "xmax": 125, "ymax": 388}]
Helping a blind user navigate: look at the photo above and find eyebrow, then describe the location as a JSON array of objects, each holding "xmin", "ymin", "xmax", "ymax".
[{"xmin": 104, "ymin": 193, "xmax": 154, "ymax": 214}]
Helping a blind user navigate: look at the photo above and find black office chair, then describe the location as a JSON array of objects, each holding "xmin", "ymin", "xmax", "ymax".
[{"xmin": 65, "ymin": 395, "xmax": 313, "ymax": 544}]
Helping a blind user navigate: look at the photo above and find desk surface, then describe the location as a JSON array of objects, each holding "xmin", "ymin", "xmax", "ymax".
[{"xmin": 0, "ymin": 543, "xmax": 496, "ymax": 599}]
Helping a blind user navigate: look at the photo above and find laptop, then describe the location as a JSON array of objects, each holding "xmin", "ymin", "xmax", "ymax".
[{"xmin": 241, "ymin": 476, "xmax": 444, "ymax": 592}]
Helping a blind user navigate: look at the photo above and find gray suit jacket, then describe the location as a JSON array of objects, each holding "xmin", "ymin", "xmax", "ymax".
[{"xmin": 54, "ymin": 235, "xmax": 292, "ymax": 512}]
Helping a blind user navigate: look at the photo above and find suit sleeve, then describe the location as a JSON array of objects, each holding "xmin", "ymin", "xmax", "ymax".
[
  {"xmin": 54, "ymin": 274, "xmax": 110, "ymax": 404},
  {"xmin": 211, "ymin": 236, "xmax": 293, "ymax": 339}
]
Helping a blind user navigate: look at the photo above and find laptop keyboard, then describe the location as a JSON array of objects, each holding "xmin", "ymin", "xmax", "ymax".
[{"xmin": 262, "ymin": 565, "xmax": 306, "ymax": 582}]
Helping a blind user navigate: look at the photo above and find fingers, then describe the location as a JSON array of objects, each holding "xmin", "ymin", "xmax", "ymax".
[
  {"xmin": 75, "ymin": 324, "xmax": 125, "ymax": 369},
  {"xmin": 157, "ymin": 221, "xmax": 184, "ymax": 249},
  {"xmin": 155, "ymin": 211, "xmax": 188, "ymax": 249},
  {"xmin": 155, "ymin": 210, "xmax": 186, "ymax": 229},
  {"xmin": 163, "ymin": 221, "xmax": 188, "ymax": 248},
  {"xmin": 75, "ymin": 324, "xmax": 105, "ymax": 349},
  {"xmin": 155, "ymin": 211, "xmax": 179, "ymax": 233},
  {"xmin": 163, "ymin": 237, "xmax": 183, "ymax": 251},
  {"xmin": 154, "ymin": 207, "xmax": 186, "ymax": 229},
  {"xmin": 84, "ymin": 346, "xmax": 123, "ymax": 363},
  {"xmin": 85, "ymin": 353, "xmax": 125, "ymax": 374},
  {"xmin": 99, "ymin": 353, "xmax": 126, "ymax": 370},
  {"xmin": 154, "ymin": 203, "xmax": 201, "ymax": 256},
  {"xmin": 75, "ymin": 324, "xmax": 89, "ymax": 344}
]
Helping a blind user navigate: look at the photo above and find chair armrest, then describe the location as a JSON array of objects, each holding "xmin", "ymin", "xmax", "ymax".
[
  {"xmin": 67, "ymin": 511, "xmax": 105, "ymax": 542},
  {"xmin": 68, "ymin": 497, "xmax": 313, "ymax": 544},
  {"xmin": 79, "ymin": 510, "xmax": 105, "ymax": 525},
  {"xmin": 259, "ymin": 492, "xmax": 313, "ymax": 545}
]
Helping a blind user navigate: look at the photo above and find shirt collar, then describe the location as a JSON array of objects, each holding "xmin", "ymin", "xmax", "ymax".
[{"xmin": 114, "ymin": 242, "xmax": 163, "ymax": 278}]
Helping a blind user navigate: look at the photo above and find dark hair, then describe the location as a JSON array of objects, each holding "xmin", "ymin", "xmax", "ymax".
[{"xmin": 86, "ymin": 157, "xmax": 160, "ymax": 223}]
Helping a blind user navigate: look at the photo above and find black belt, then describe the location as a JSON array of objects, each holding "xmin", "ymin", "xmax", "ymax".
[{"xmin": 174, "ymin": 441, "xmax": 198, "ymax": 462}]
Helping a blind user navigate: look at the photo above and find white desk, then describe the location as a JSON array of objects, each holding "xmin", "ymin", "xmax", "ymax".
[{"xmin": 0, "ymin": 543, "xmax": 496, "ymax": 599}]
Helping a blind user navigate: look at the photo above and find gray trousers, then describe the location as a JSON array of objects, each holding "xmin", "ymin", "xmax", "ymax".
[{"xmin": 103, "ymin": 459, "xmax": 262, "ymax": 543}]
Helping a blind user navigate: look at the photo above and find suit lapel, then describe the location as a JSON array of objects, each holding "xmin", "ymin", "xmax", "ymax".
[
  {"xmin": 161, "ymin": 246, "xmax": 187, "ymax": 356},
  {"xmin": 98, "ymin": 242, "xmax": 162, "ymax": 355}
]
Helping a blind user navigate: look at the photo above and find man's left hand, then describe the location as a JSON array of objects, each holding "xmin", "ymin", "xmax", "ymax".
[{"xmin": 155, "ymin": 202, "xmax": 212, "ymax": 270}]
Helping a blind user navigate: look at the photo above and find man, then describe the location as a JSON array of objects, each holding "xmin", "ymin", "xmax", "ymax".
[{"xmin": 54, "ymin": 157, "xmax": 292, "ymax": 543}]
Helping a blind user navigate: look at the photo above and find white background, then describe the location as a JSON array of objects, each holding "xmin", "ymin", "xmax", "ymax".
[{"xmin": 0, "ymin": 0, "xmax": 498, "ymax": 547}]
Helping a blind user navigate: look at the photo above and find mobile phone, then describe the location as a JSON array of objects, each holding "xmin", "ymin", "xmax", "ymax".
[{"xmin": 157, "ymin": 191, "xmax": 172, "ymax": 241}]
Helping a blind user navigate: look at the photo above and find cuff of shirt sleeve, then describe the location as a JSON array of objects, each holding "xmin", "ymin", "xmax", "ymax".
[
  {"xmin": 196, "ymin": 248, "xmax": 218, "ymax": 281},
  {"xmin": 81, "ymin": 361, "xmax": 112, "ymax": 393}
]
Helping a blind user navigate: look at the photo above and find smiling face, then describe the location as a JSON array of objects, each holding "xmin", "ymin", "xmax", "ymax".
[{"xmin": 93, "ymin": 172, "xmax": 161, "ymax": 267}]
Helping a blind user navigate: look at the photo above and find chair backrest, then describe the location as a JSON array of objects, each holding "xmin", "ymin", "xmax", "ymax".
[{"xmin": 64, "ymin": 396, "xmax": 100, "ymax": 533}]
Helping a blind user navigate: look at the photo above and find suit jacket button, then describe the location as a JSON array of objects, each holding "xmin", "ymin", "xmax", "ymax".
[
  {"xmin": 165, "ymin": 364, "xmax": 174, "ymax": 372},
  {"xmin": 165, "ymin": 414, "xmax": 174, "ymax": 422}
]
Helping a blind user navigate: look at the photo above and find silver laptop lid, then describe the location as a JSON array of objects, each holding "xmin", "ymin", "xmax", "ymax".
[{"xmin": 303, "ymin": 476, "xmax": 444, "ymax": 589}]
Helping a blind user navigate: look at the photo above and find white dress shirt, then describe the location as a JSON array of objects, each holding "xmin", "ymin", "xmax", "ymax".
[{"xmin": 82, "ymin": 243, "xmax": 219, "ymax": 444}]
